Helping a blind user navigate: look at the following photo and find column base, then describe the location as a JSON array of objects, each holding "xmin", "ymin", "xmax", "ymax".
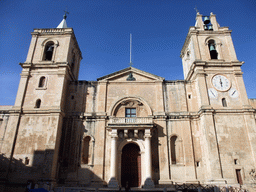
[
  {"xmin": 108, "ymin": 178, "xmax": 119, "ymax": 188},
  {"xmin": 143, "ymin": 178, "xmax": 155, "ymax": 188},
  {"xmin": 158, "ymin": 180, "xmax": 173, "ymax": 185}
]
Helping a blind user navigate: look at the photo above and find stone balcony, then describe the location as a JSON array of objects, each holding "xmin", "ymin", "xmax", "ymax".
[{"xmin": 108, "ymin": 117, "xmax": 153, "ymax": 128}]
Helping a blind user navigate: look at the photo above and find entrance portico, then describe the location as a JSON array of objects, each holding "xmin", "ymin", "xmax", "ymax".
[{"xmin": 107, "ymin": 117, "xmax": 155, "ymax": 188}]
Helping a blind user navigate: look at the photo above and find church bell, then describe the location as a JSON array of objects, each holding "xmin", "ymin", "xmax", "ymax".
[
  {"xmin": 209, "ymin": 44, "xmax": 216, "ymax": 51},
  {"xmin": 203, "ymin": 16, "xmax": 210, "ymax": 24},
  {"xmin": 47, "ymin": 45, "xmax": 54, "ymax": 52},
  {"xmin": 208, "ymin": 25, "xmax": 213, "ymax": 30}
]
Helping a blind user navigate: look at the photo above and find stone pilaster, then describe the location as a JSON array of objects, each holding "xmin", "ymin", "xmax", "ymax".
[
  {"xmin": 196, "ymin": 73, "xmax": 211, "ymax": 109},
  {"xmin": 144, "ymin": 129, "xmax": 155, "ymax": 188},
  {"xmin": 108, "ymin": 129, "xmax": 119, "ymax": 188}
]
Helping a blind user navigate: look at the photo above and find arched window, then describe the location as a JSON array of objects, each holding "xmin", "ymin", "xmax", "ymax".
[
  {"xmin": 171, "ymin": 136, "xmax": 177, "ymax": 164},
  {"xmin": 44, "ymin": 42, "xmax": 54, "ymax": 61},
  {"xmin": 38, "ymin": 76, "xmax": 46, "ymax": 88},
  {"xmin": 208, "ymin": 40, "xmax": 218, "ymax": 59},
  {"xmin": 35, "ymin": 99, "xmax": 41, "ymax": 108},
  {"xmin": 222, "ymin": 98, "xmax": 227, "ymax": 107},
  {"xmin": 82, "ymin": 136, "xmax": 91, "ymax": 164}
]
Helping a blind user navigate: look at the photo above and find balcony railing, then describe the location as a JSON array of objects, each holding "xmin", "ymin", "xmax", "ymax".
[{"xmin": 109, "ymin": 117, "xmax": 153, "ymax": 124}]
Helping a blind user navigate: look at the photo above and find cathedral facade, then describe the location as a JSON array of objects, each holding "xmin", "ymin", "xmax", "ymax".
[{"xmin": 0, "ymin": 13, "xmax": 256, "ymax": 190}]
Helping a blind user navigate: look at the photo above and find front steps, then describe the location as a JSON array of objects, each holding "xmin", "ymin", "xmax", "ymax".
[
  {"xmin": 53, "ymin": 184, "xmax": 250, "ymax": 192},
  {"xmin": 54, "ymin": 187, "xmax": 176, "ymax": 192}
]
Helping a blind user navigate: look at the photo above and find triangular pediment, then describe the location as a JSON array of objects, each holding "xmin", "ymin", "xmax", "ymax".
[{"xmin": 97, "ymin": 67, "xmax": 164, "ymax": 82}]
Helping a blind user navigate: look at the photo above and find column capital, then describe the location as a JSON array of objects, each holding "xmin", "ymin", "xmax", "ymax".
[
  {"xmin": 144, "ymin": 135, "xmax": 152, "ymax": 139},
  {"xmin": 111, "ymin": 129, "xmax": 118, "ymax": 138},
  {"xmin": 124, "ymin": 129, "xmax": 128, "ymax": 138},
  {"xmin": 144, "ymin": 129, "xmax": 152, "ymax": 138}
]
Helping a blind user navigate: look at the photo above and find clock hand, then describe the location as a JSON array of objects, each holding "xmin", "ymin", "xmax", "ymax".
[
  {"xmin": 210, "ymin": 90, "xmax": 215, "ymax": 97},
  {"xmin": 219, "ymin": 78, "xmax": 223, "ymax": 87},
  {"xmin": 232, "ymin": 90, "xmax": 236, "ymax": 96}
]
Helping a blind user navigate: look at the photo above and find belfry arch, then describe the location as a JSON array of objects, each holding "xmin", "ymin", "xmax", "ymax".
[
  {"xmin": 40, "ymin": 38, "xmax": 59, "ymax": 62},
  {"xmin": 204, "ymin": 36, "xmax": 223, "ymax": 60}
]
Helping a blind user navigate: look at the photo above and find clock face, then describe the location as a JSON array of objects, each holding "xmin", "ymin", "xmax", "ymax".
[
  {"xmin": 229, "ymin": 88, "xmax": 239, "ymax": 98},
  {"xmin": 208, "ymin": 88, "xmax": 218, "ymax": 99},
  {"xmin": 212, "ymin": 75, "xmax": 230, "ymax": 91}
]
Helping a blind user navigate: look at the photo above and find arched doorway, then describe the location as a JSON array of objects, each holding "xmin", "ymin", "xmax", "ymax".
[{"xmin": 121, "ymin": 143, "xmax": 141, "ymax": 187}]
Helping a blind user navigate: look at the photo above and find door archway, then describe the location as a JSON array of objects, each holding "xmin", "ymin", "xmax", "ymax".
[{"xmin": 121, "ymin": 143, "xmax": 141, "ymax": 187}]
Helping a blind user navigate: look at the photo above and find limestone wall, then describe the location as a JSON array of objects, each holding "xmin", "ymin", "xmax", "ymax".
[
  {"xmin": 214, "ymin": 113, "xmax": 255, "ymax": 184},
  {"xmin": 21, "ymin": 72, "xmax": 67, "ymax": 110},
  {"xmin": 249, "ymin": 99, "xmax": 256, "ymax": 109},
  {"xmin": 165, "ymin": 81, "xmax": 187, "ymax": 113},
  {"xmin": 0, "ymin": 106, "xmax": 12, "ymax": 152}
]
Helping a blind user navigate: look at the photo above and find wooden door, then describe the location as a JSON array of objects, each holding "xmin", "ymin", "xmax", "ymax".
[
  {"xmin": 236, "ymin": 169, "xmax": 243, "ymax": 185},
  {"xmin": 121, "ymin": 143, "xmax": 141, "ymax": 187},
  {"xmin": 137, "ymin": 155, "xmax": 141, "ymax": 186}
]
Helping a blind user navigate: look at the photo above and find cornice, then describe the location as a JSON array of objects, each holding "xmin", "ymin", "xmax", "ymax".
[
  {"xmin": 20, "ymin": 62, "xmax": 69, "ymax": 68},
  {"xmin": 196, "ymin": 30, "xmax": 232, "ymax": 35},
  {"xmin": 6, "ymin": 108, "xmax": 254, "ymax": 121},
  {"xmin": 32, "ymin": 28, "xmax": 74, "ymax": 36},
  {"xmin": 8, "ymin": 109, "xmax": 65, "ymax": 117},
  {"xmin": 185, "ymin": 60, "xmax": 244, "ymax": 81},
  {"xmin": 97, "ymin": 66, "xmax": 164, "ymax": 82}
]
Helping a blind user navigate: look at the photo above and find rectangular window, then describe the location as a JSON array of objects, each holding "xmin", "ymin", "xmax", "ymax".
[{"xmin": 125, "ymin": 108, "xmax": 136, "ymax": 117}]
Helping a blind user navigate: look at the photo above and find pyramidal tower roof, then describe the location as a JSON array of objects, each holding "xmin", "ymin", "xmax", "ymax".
[{"xmin": 57, "ymin": 12, "xmax": 68, "ymax": 28}]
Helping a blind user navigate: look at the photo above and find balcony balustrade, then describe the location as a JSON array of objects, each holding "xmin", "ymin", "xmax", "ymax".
[{"xmin": 109, "ymin": 117, "xmax": 153, "ymax": 124}]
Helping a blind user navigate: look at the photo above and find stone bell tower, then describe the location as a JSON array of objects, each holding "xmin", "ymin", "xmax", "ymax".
[
  {"xmin": 180, "ymin": 12, "xmax": 251, "ymax": 110},
  {"xmin": 181, "ymin": 12, "xmax": 239, "ymax": 80},
  {"xmin": 1, "ymin": 14, "xmax": 82, "ymax": 185},
  {"xmin": 180, "ymin": 13, "xmax": 256, "ymax": 185}
]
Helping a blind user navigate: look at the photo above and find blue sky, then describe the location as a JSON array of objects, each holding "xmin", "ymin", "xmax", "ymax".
[{"xmin": 0, "ymin": 0, "xmax": 256, "ymax": 105}]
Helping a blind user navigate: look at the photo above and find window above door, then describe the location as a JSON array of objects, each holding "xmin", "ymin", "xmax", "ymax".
[{"xmin": 125, "ymin": 108, "xmax": 136, "ymax": 117}]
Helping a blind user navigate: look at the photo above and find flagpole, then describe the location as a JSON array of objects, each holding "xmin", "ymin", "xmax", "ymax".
[{"xmin": 130, "ymin": 33, "xmax": 132, "ymax": 65}]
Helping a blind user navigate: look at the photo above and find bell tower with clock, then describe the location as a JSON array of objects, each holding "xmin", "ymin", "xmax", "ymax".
[
  {"xmin": 180, "ymin": 12, "xmax": 256, "ymax": 184},
  {"xmin": 180, "ymin": 12, "xmax": 251, "ymax": 110}
]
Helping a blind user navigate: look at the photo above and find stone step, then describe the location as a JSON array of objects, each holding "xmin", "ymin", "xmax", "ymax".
[{"xmin": 54, "ymin": 187, "xmax": 177, "ymax": 192}]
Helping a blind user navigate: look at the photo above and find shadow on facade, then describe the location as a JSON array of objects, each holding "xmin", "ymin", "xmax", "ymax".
[
  {"xmin": 0, "ymin": 154, "xmax": 23, "ymax": 192},
  {"xmin": 0, "ymin": 152, "xmax": 33, "ymax": 192},
  {"xmin": 151, "ymin": 126, "xmax": 160, "ymax": 185},
  {"xmin": 0, "ymin": 149, "xmax": 105, "ymax": 192},
  {"xmin": 0, "ymin": 150, "xmax": 56, "ymax": 191},
  {"xmin": 0, "ymin": 153, "xmax": 248, "ymax": 192}
]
